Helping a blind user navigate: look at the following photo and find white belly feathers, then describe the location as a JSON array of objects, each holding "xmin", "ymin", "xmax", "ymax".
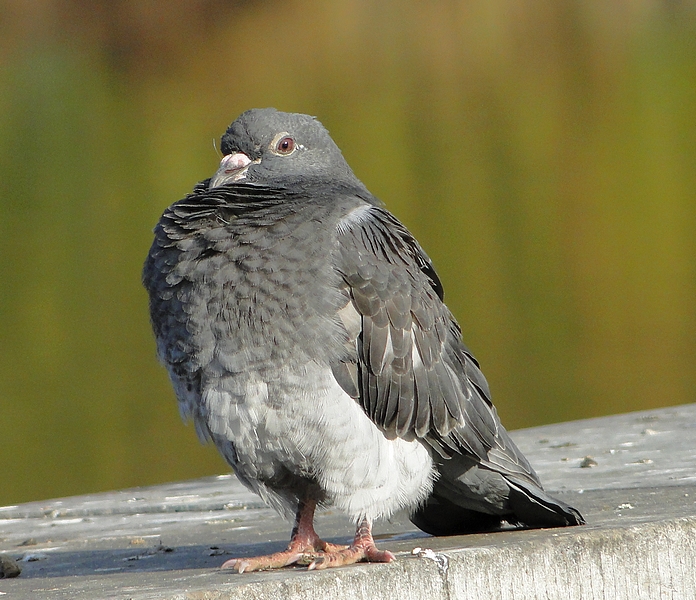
[{"xmin": 201, "ymin": 361, "xmax": 435, "ymax": 522}]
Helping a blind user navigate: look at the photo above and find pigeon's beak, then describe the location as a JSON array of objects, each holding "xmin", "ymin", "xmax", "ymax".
[{"xmin": 209, "ymin": 152, "xmax": 256, "ymax": 189}]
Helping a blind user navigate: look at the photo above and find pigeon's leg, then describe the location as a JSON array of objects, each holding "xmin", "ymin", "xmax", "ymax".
[
  {"xmin": 307, "ymin": 518, "xmax": 395, "ymax": 570},
  {"xmin": 221, "ymin": 498, "xmax": 347, "ymax": 573}
]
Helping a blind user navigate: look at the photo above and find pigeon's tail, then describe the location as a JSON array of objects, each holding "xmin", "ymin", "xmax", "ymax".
[
  {"xmin": 410, "ymin": 456, "xmax": 584, "ymax": 536},
  {"xmin": 505, "ymin": 474, "xmax": 585, "ymax": 528}
]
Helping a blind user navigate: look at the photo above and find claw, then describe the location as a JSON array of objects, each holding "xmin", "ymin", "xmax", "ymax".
[{"xmin": 220, "ymin": 500, "xmax": 393, "ymax": 572}]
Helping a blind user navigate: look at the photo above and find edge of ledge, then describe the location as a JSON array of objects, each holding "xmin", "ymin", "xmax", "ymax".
[{"xmin": 164, "ymin": 513, "xmax": 696, "ymax": 600}]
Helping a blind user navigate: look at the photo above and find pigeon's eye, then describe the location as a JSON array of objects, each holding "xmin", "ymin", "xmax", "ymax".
[{"xmin": 275, "ymin": 136, "xmax": 295, "ymax": 155}]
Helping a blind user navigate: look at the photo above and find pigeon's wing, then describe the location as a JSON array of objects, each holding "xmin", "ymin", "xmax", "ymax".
[{"xmin": 332, "ymin": 205, "xmax": 538, "ymax": 483}]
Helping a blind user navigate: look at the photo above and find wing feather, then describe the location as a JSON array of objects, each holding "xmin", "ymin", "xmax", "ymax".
[{"xmin": 332, "ymin": 204, "xmax": 542, "ymax": 487}]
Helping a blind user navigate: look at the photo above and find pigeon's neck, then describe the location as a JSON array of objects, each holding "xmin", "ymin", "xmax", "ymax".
[{"xmin": 158, "ymin": 178, "xmax": 378, "ymax": 248}]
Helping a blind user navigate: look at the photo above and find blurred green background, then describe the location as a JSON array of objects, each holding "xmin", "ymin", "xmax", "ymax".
[{"xmin": 1, "ymin": 0, "xmax": 695, "ymax": 506}]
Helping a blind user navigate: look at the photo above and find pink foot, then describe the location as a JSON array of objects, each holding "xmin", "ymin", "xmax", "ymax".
[
  {"xmin": 308, "ymin": 518, "xmax": 395, "ymax": 570},
  {"xmin": 221, "ymin": 499, "xmax": 348, "ymax": 573},
  {"xmin": 222, "ymin": 540, "xmax": 349, "ymax": 573}
]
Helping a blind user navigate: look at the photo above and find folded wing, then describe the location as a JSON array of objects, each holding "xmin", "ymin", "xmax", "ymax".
[{"xmin": 332, "ymin": 205, "xmax": 584, "ymax": 532}]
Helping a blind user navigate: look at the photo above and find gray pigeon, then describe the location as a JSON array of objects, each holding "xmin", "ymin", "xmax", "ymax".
[{"xmin": 143, "ymin": 108, "xmax": 584, "ymax": 572}]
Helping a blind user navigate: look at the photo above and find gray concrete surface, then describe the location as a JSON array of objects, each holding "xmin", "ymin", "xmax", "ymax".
[{"xmin": 1, "ymin": 403, "xmax": 695, "ymax": 599}]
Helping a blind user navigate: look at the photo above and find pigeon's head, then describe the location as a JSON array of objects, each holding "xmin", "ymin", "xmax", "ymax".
[{"xmin": 209, "ymin": 108, "xmax": 363, "ymax": 190}]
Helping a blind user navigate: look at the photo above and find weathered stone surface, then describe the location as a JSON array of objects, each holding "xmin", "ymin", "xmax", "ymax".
[{"xmin": 1, "ymin": 404, "xmax": 695, "ymax": 599}]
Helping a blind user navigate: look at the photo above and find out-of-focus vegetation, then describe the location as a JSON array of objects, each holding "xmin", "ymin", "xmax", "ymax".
[{"xmin": 1, "ymin": 0, "xmax": 695, "ymax": 505}]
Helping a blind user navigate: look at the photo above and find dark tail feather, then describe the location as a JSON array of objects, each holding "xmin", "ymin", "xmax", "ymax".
[
  {"xmin": 505, "ymin": 475, "xmax": 585, "ymax": 527},
  {"xmin": 411, "ymin": 494, "xmax": 506, "ymax": 536},
  {"xmin": 411, "ymin": 483, "xmax": 584, "ymax": 536},
  {"xmin": 410, "ymin": 463, "xmax": 584, "ymax": 536}
]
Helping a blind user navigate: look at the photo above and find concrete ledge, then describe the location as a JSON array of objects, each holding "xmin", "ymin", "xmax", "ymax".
[
  {"xmin": 1, "ymin": 404, "xmax": 695, "ymax": 599},
  {"xmin": 203, "ymin": 514, "xmax": 696, "ymax": 600}
]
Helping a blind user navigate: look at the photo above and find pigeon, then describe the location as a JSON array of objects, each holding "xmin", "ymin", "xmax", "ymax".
[{"xmin": 143, "ymin": 108, "xmax": 584, "ymax": 572}]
